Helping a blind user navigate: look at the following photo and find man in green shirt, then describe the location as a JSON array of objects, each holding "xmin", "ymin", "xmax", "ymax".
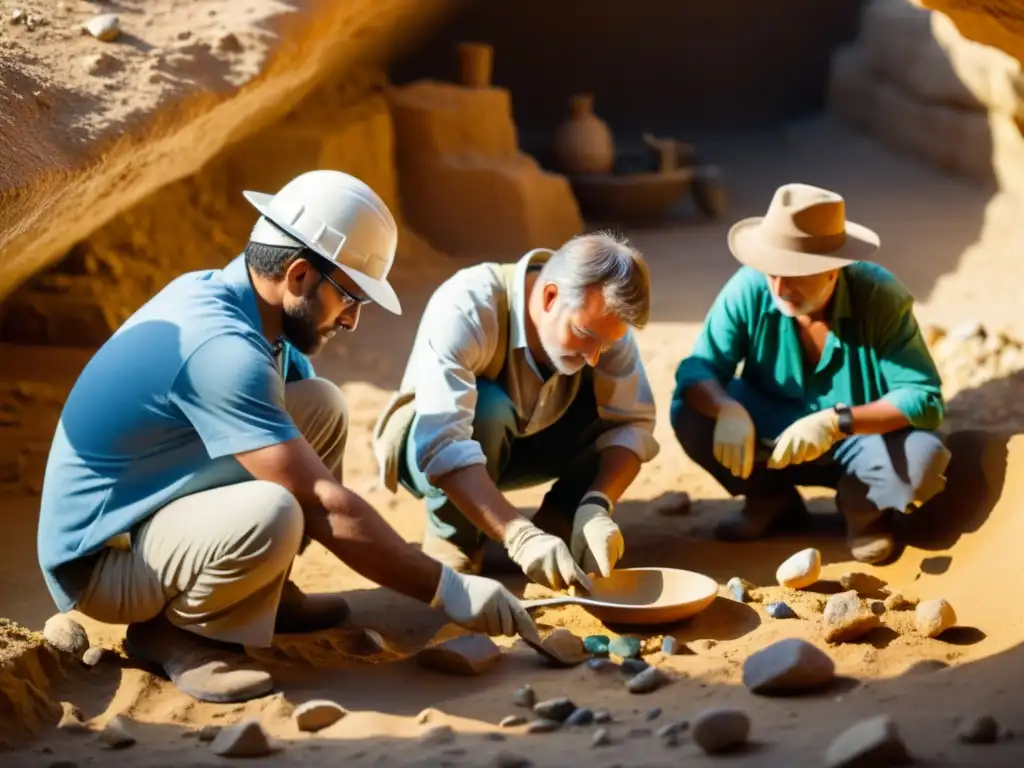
[{"xmin": 671, "ymin": 183, "xmax": 950, "ymax": 563}]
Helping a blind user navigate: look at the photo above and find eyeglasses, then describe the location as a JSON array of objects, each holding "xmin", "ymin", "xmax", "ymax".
[{"xmin": 314, "ymin": 263, "xmax": 372, "ymax": 307}]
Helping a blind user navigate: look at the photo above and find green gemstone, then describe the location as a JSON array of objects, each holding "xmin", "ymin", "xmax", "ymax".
[
  {"xmin": 583, "ymin": 635, "xmax": 610, "ymax": 655},
  {"xmin": 608, "ymin": 635, "xmax": 642, "ymax": 659}
]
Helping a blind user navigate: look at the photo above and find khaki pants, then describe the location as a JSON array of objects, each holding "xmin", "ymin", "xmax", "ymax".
[{"xmin": 76, "ymin": 377, "xmax": 348, "ymax": 648}]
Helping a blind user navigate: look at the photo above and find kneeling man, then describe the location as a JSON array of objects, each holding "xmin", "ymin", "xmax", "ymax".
[
  {"xmin": 374, "ymin": 233, "xmax": 659, "ymax": 588},
  {"xmin": 670, "ymin": 183, "xmax": 950, "ymax": 563}
]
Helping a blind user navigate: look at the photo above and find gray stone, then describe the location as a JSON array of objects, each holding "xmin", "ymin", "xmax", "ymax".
[
  {"xmin": 824, "ymin": 715, "xmax": 912, "ymax": 768},
  {"xmin": 657, "ymin": 720, "xmax": 687, "ymax": 738},
  {"xmin": 620, "ymin": 658, "xmax": 649, "ymax": 676},
  {"xmin": 43, "ymin": 614, "xmax": 90, "ymax": 658},
  {"xmin": 627, "ymin": 665, "xmax": 670, "ymax": 694},
  {"xmin": 564, "ymin": 708, "xmax": 594, "ymax": 726},
  {"xmin": 533, "ymin": 698, "xmax": 576, "ymax": 722},
  {"xmin": 957, "ymin": 714, "xmax": 999, "ymax": 744},
  {"xmin": 645, "ymin": 707, "xmax": 662, "ymax": 721},
  {"xmin": 526, "ymin": 718, "xmax": 561, "ymax": 733},
  {"xmin": 209, "ymin": 721, "xmax": 275, "ymax": 758},
  {"xmin": 417, "ymin": 634, "xmax": 503, "ymax": 676},
  {"xmin": 591, "ymin": 727, "xmax": 611, "ymax": 747},
  {"xmin": 727, "ymin": 576, "xmax": 757, "ymax": 602},
  {"xmin": 691, "ymin": 707, "xmax": 751, "ymax": 755},
  {"xmin": 593, "ymin": 709, "xmax": 612, "ymax": 723},
  {"xmin": 823, "ymin": 591, "xmax": 882, "ymax": 643},
  {"xmin": 294, "ymin": 700, "xmax": 346, "ymax": 732},
  {"xmin": 766, "ymin": 601, "xmax": 798, "ymax": 619},
  {"xmin": 660, "ymin": 636, "xmax": 679, "ymax": 655},
  {"xmin": 742, "ymin": 638, "xmax": 836, "ymax": 695},
  {"xmin": 586, "ymin": 657, "xmax": 618, "ymax": 673},
  {"xmin": 512, "ymin": 684, "xmax": 535, "ymax": 708}
]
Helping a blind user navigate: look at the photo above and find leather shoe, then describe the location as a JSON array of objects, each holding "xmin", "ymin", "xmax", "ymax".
[{"xmin": 274, "ymin": 580, "xmax": 351, "ymax": 635}]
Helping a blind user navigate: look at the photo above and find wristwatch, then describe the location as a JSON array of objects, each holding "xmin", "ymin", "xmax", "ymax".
[{"xmin": 833, "ymin": 404, "xmax": 854, "ymax": 435}]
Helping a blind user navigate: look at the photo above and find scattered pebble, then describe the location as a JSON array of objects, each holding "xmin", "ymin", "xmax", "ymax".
[
  {"xmin": 294, "ymin": 699, "xmax": 346, "ymax": 732},
  {"xmin": 742, "ymin": 637, "xmax": 836, "ymax": 695},
  {"xmin": 417, "ymin": 634, "xmax": 502, "ymax": 676},
  {"xmin": 593, "ymin": 709, "xmax": 612, "ymax": 723},
  {"xmin": 499, "ymin": 715, "xmax": 526, "ymax": 728},
  {"xmin": 198, "ymin": 724, "xmax": 221, "ymax": 742},
  {"xmin": 526, "ymin": 718, "xmax": 561, "ymax": 734},
  {"xmin": 419, "ymin": 724, "xmax": 455, "ymax": 745},
  {"xmin": 823, "ymin": 591, "xmax": 882, "ymax": 643},
  {"xmin": 608, "ymin": 635, "xmax": 642, "ymax": 659},
  {"xmin": 915, "ymin": 598, "xmax": 957, "ymax": 638},
  {"xmin": 81, "ymin": 647, "xmax": 106, "ymax": 667},
  {"xmin": 824, "ymin": 714, "xmax": 911, "ymax": 768},
  {"xmin": 539, "ymin": 628, "xmax": 589, "ymax": 666},
  {"xmin": 10, "ymin": 9, "xmax": 26, "ymax": 24},
  {"xmin": 84, "ymin": 13, "xmax": 120, "ymax": 42},
  {"xmin": 727, "ymin": 576, "xmax": 756, "ymax": 602},
  {"xmin": 43, "ymin": 614, "xmax": 90, "ymax": 658},
  {"xmin": 654, "ymin": 491, "xmax": 691, "ymax": 515},
  {"xmin": 957, "ymin": 714, "xmax": 999, "ymax": 744},
  {"xmin": 583, "ymin": 635, "xmax": 610, "ymax": 655},
  {"xmin": 645, "ymin": 707, "xmax": 662, "ymax": 721},
  {"xmin": 776, "ymin": 547, "xmax": 822, "ymax": 589},
  {"xmin": 533, "ymin": 698, "xmax": 576, "ymax": 722},
  {"xmin": 586, "ymin": 657, "xmax": 617, "ymax": 672},
  {"xmin": 100, "ymin": 715, "xmax": 136, "ymax": 749},
  {"xmin": 691, "ymin": 707, "xmax": 751, "ymax": 755},
  {"xmin": 883, "ymin": 592, "xmax": 919, "ymax": 611},
  {"xmin": 657, "ymin": 720, "xmax": 687, "ymax": 738},
  {"xmin": 512, "ymin": 684, "xmax": 535, "ymax": 708},
  {"xmin": 870, "ymin": 601, "xmax": 886, "ymax": 615},
  {"xmin": 627, "ymin": 665, "xmax": 670, "ymax": 694},
  {"xmin": 209, "ymin": 720, "xmax": 275, "ymax": 758},
  {"xmin": 591, "ymin": 727, "xmax": 611, "ymax": 747},
  {"xmin": 766, "ymin": 601, "xmax": 798, "ymax": 619},
  {"xmin": 565, "ymin": 707, "xmax": 594, "ymax": 726},
  {"xmin": 660, "ymin": 636, "xmax": 679, "ymax": 655},
  {"xmin": 620, "ymin": 658, "xmax": 649, "ymax": 676}
]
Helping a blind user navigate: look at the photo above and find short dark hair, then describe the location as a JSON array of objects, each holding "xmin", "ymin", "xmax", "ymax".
[{"xmin": 243, "ymin": 241, "xmax": 307, "ymax": 279}]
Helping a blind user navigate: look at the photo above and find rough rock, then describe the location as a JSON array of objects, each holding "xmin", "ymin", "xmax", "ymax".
[
  {"xmin": 209, "ymin": 720, "xmax": 275, "ymax": 758},
  {"xmin": 84, "ymin": 14, "xmax": 121, "ymax": 42},
  {"xmin": 293, "ymin": 700, "xmax": 347, "ymax": 732},
  {"xmin": 691, "ymin": 708, "xmax": 751, "ymax": 755},
  {"xmin": 776, "ymin": 548, "xmax": 822, "ymax": 589},
  {"xmin": 957, "ymin": 714, "xmax": 999, "ymax": 744},
  {"xmin": 100, "ymin": 715, "xmax": 136, "ymax": 749},
  {"xmin": 742, "ymin": 638, "xmax": 836, "ymax": 695},
  {"xmin": 419, "ymin": 724, "xmax": 455, "ymax": 745},
  {"xmin": 539, "ymin": 628, "xmax": 588, "ymax": 665},
  {"xmin": 645, "ymin": 707, "xmax": 662, "ymax": 721},
  {"xmin": 565, "ymin": 708, "xmax": 594, "ymax": 726},
  {"xmin": 81, "ymin": 647, "xmax": 106, "ymax": 667},
  {"xmin": 823, "ymin": 591, "xmax": 882, "ymax": 643},
  {"xmin": 915, "ymin": 598, "xmax": 957, "ymax": 637},
  {"xmin": 824, "ymin": 714, "xmax": 912, "ymax": 768},
  {"xmin": 417, "ymin": 634, "xmax": 503, "ymax": 676},
  {"xmin": 727, "ymin": 576, "xmax": 756, "ymax": 602},
  {"xmin": 42, "ymin": 615, "xmax": 89, "ymax": 658},
  {"xmin": 512, "ymin": 685, "xmax": 535, "ymax": 708},
  {"xmin": 627, "ymin": 665, "xmax": 670, "ymax": 694},
  {"xmin": 766, "ymin": 601, "xmax": 799, "ymax": 619},
  {"xmin": 526, "ymin": 718, "xmax": 561, "ymax": 734},
  {"xmin": 533, "ymin": 698, "xmax": 576, "ymax": 722}
]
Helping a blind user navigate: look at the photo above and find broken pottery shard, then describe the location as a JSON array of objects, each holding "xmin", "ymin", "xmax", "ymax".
[
  {"xmin": 43, "ymin": 614, "xmax": 90, "ymax": 658},
  {"xmin": 742, "ymin": 638, "xmax": 835, "ymax": 695},
  {"xmin": 293, "ymin": 699, "xmax": 346, "ymax": 732},
  {"xmin": 209, "ymin": 720, "xmax": 275, "ymax": 757},
  {"xmin": 822, "ymin": 591, "xmax": 881, "ymax": 643},
  {"xmin": 84, "ymin": 13, "xmax": 120, "ymax": 41},
  {"xmin": 691, "ymin": 707, "xmax": 751, "ymax": 755},
  {"xmin": 417, "ymin": 634, "xmax": 502, "ymax": 676},
  {"xmin": 627, "ymin": 665, "xmax": 670, "ymax": 694},
  {"xmin": 101, "ymin": 715, "xmax": 136, "ymax": 749},
  {"xmin": 538, "ymin": 628, "xmax": 588, "ymax": 666},
  {"xmin": 776, "ymin": 548, "xmax": 822, "ymax": 589},
  {"xmin": 915, "ymin": 598, "xmax": 957, "ymax": 638},
  {"xmin": 824, "ymin": 715, "xmax": 913, "ymax": 768}
]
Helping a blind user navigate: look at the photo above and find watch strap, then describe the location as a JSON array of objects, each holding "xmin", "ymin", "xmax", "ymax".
[{"xmin": 833, "ymin": 404, "xmax": 854, "ymax": 435}]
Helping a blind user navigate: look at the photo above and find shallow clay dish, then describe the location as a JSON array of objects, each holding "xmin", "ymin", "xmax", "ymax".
[{"xmin": 521, "ymin": 567, "xmax": 719, "ymax": 625}]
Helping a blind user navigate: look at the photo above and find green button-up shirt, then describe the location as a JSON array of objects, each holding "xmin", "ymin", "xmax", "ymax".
[{"xmin": 672, "ymin": 263, "xmax": 944, "ymax": 438}]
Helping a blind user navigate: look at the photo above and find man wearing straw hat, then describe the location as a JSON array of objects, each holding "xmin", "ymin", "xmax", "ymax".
[{"xmin": 670, "ymin": 183, "xmax": 951, "ymax": 563}]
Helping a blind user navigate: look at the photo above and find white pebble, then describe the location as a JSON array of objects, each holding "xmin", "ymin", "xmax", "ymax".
[
  {"xmin": 43, "ymin": 614, "xmax": 90, "ymax": 658},
  {"xmin": 915, "ymin": 598, "xmax": 957, "ymax": 638},
  {"xmin": 84, "ymin": 13, "xmax": 120, "ymax": 41},
  {"xmin": 776, "ymin": 548, "xmax": 822, "ymax": 589}
]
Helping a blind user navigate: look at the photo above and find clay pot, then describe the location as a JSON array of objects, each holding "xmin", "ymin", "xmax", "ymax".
[
  {"xmin": 457, "ymin": 42, "xmax": 493, "ymax": 88},
  {"xmin": 551, "ymin": 94, "xmax": 615, "ymax": 175}
]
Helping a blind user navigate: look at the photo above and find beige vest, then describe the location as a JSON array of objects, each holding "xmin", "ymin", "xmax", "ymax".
[{"xmin": 371, "ymin": 262, "xmax": 519, "ymax": 493}]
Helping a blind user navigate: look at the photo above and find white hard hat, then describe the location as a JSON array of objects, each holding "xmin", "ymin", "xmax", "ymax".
[{"xmin": 243, "ymin": 170, "xmax": 401, "ymax": 315}]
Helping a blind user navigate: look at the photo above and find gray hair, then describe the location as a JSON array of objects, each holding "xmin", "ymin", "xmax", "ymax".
[{"xmin": 538, "ymin": 231, "xmax": 651, "ymax": 328}]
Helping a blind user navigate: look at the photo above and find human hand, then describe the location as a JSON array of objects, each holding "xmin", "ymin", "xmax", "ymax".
[
  {"xmin": 503, "ymin": 518, "xmax": 593, "ymax": 592},
  {"xmin": 713, "ymin": 399, "xmax": 756, "ymax": 479},
  {"xmin": 431, "ymin": 563, "xmax": 542, "ymax": 645},
  {"xmin": 768, "ymin": 409, "xmax": 841, "ymax": 469},
  {"xmin": 570, "ymin": 492, "xmax": 624, "ymax": 578}
]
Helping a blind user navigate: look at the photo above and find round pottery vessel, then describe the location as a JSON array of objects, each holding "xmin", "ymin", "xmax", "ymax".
[{"xmin": 551, "ymin": 93, "xmax": 615, "ymax": 174}]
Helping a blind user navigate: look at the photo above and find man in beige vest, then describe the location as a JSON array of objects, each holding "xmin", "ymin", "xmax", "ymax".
[{"xmin": 374, "ymin": 232, "xmax": 659, "ymax": 589}]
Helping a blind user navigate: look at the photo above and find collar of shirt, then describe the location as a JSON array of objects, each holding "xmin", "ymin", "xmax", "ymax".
[
  {"xmin": 222, "ymin": 254, "xmax": 264, "ymax": 334},
  {"xmin": 762, "ymin": 268, "xmax": 853, "ymax": 323},
  {"xmin": 508, "ymin": 248, "xmax": 556, "ymax": 378}
]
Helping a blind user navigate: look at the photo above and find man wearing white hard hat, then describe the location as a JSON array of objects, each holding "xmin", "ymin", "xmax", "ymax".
[
  {"xmin": 670, "ymin": 183, "xmax": 951, "ymax": 564},
  {"xmin": 37, "ymin": 170, "xmax": 541, "ymax": 704}
]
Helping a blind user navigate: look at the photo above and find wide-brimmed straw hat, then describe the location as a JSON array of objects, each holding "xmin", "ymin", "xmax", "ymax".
[{"xmin": 727, "ymin": 183, "xmax": 880, "ymax": 277}]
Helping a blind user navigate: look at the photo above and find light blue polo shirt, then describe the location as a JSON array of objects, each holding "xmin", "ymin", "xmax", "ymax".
[{"xmin": 37, "ymin": 255, "xmax": 313, "ymax": 613}]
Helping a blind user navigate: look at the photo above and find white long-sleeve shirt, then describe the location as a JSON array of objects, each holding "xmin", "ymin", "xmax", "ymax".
[{"xmin": 400, "ymin": 248, "xmax": 660, "ymax": 485}]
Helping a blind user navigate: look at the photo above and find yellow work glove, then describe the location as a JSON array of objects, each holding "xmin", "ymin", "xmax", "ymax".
[
  {"xmin": 713, "ymin": 400, "xmax": 756, "ymax": 479},
  {"xmin": 570, "ymin": 492, "xmax": 625, "ymax": 578},
  {"xmin": 503, "ymin": 518, "xmax": 593, "ymax": 592},
  {"xmin": 768, "ymin": 409, "xmax": 842, "ymax": 469}
]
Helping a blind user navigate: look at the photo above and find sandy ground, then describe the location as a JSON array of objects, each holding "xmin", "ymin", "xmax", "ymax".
[{"xmin": 4, "ymin": 117, "xmax": 1024, "ymax": 765}]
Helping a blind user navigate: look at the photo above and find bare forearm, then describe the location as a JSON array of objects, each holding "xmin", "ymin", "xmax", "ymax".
[
  {"xmin": 589, "ymin": 446, "xmax": 641, "ymax": 503},
  {"xmin": 848, "ymin": 400, "xmax": 910, "ymax": 435},
  {"xmin": 684, "ymin": 379, "xmax": 734, "ymax": 418},
  {"xmin": 434, "ymin": 464, "xmax": 522, "ymax": 540},
  {"xmin": 304, "ymin": 480, "xmax": 442, "ymax": 604}
]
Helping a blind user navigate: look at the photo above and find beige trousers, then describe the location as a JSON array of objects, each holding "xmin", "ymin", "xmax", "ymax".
[{"xmin": 76, "ymin": 377, "xmax": 348, "ymax": 648}]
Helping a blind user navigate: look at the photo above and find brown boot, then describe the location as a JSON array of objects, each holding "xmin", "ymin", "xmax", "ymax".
[
  {"xmin": 714, "ymin": 489, "xmax": 809, "ymax": 541},
  {"xmin": 124, "ymin": 615, "xmax": 274, "ymax": 703},
  {"xmin": 274, "ymin": 580, "xmax": 351, "ymax": 634}
]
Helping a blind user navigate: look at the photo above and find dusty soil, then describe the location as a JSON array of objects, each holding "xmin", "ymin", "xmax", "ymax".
[{"xmin": 3, "ymin": 118, "xmax": 1024, "ymax": 766}]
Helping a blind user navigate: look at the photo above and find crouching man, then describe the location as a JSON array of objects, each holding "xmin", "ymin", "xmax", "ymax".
[
  {"xmin": 37, "ymin": 171, "xmax": 540, "ymax": 704},
  {"xmin": 374, "ymin": 232, "xmax": 659, "ymax": 588},
  {"xmin": 670, "ymin": 183, "xmax": 951, "ymax": 563}
]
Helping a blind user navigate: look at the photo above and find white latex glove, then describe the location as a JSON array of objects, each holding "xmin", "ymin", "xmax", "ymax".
[
  {"xmin": 768, "ymin": 409, "xmax": 841, "ymax": 469},
  {"xmin": 570, "ymin": 492, "xmax": 625, "ymax": 578},
  {"xmin": 713, "ymin": 400, "xmax": 756, "ymax": 479},
  {"xmin": 431, "ymin": 563, "xmax": 542, "ymax": 645},
  {"xmin": 503, "ymin": 518, "xmax": 593, "ymax": 592}
]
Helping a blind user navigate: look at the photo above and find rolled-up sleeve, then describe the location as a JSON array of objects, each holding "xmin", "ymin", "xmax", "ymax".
[
  {"xmin": 592, "ymin": 332, "xmax": 660, "ymax": 462},
  {"xmin": 875, "ymin": 294, "xmax": 945, "ymax": 430},
  {"xmin": 408, "ymin": 281, "xmax": 501, "ymax": 484}
]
